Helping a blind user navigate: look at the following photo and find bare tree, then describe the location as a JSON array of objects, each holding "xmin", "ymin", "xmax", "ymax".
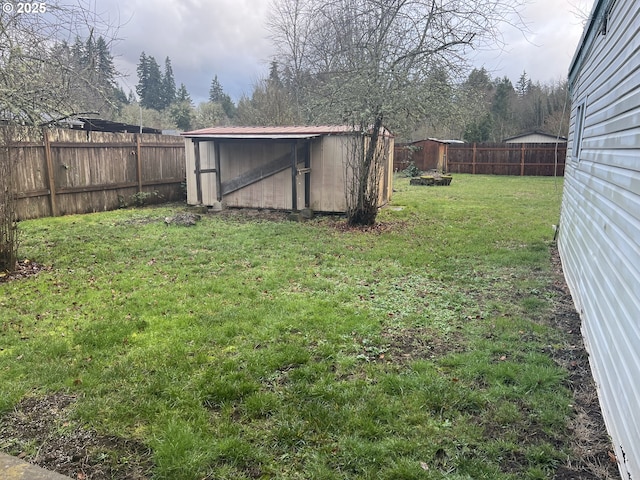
[
  {"xmin": 0, "ymin": 2, "xmax": 119, "ymax": 125},
  {"xmin": 0, "ymin": 1, "xmax": 118, "ymax": 272},
  {"xmin": 269, "ymin": 0, "xmax": 525, "ymax": 225},
  {"xmin": 0, "ymin": 127, "xmax": 18, "ymax": 272}
]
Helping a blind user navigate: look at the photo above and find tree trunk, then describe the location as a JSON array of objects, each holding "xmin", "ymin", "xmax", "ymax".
[
  {"xmin": 0, "ymin": 127, "xmax": 19, "ymax": 273},
  {"xmin": 347, "ymin": 115, "xmax": 384, "ymax": 226}
]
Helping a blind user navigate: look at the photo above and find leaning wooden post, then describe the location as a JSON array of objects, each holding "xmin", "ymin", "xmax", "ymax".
[
  {"xmin": 136, "ymin": 134, "xmax": 143, "ymax": 193},
  {"xmin": 42, "ymin": 128, "xmax": 58, "ymax": 217}
]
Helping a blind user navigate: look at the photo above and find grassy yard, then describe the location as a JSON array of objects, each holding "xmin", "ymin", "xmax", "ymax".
[{"xmin": 0, "ymin": 174, "xmax": 605, "ymax": 479}]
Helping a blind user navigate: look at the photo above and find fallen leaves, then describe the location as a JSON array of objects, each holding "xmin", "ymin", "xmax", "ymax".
[{"xmin": 0, "ymin": 260, "xmax": 50, "ymax": 284}]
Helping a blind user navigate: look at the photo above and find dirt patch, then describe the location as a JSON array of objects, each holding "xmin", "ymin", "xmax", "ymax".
[
  {"xmin": 213, "ymin": 207, "xmax": 290, "ymax": 222},
  {"xmin": 382, "ymin": 326, "xmax": 466, "ymax": 362},
  {"xmin": 0, "ymin": 393, "xmax": 153, "ymax": 480},
  {"xmin": 546, "ymin": 246, "xmax": 621, "ymax": 480},
  {"xmin": 328, "ymin": 218, "xmax": 405, "ymax": 234}
]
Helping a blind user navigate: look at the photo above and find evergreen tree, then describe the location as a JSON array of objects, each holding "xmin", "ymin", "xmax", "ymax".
[
  {"xmin": 136, "ymin": 52, "xmax": 164, "ymax": 110},
  {"xmin": 95, "ymin": 36, "xmax": 116, "ymax": 87},
  {"xmin": 71, "ymin": 36, "xmax": 85, "ymax": 67},
  {"xmin": 136, "ymin": 52, "xmax": 149, "ymax": 106},
  {"xmin": 161, "ymin": 56, "xmax": 177, "ymax": 110},
  {"xmin": 269, "ymin": 60, "xmax": 283, "ymax": 88},
  {"xmin": 209, "ymin": 75, "xmax": 236, "ymax": 119},
  {"xmin": 58, "ymin": 33, "xmax": 122, "ymax": 117},
  {"xmin": 515, "ymin": 71, "xmax": 529, "ymax": 97},
  {"xmin": 463, "ymin": 113, "xmax": 493, "ymax": 142},
  {"xmin": 491, "ymin": 77, "xmax": 516, "ymax": 141},
  {"xmin": 176, "ymin": 83, "xmax": 192, "ymax": 104},
  {"xmin": 84, "ymin": 34, "xmax": 96, "ymax": 72}
]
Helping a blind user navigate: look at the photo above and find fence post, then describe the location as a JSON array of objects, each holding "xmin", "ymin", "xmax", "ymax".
[
  {"xmin": 520, "ymin": 143, "xmax": 525, "ymax": 176},
  {"xmin": 42, "ymin": 129, "xmax": 58, "ymax": 217},
  {"xmin": 472, "ymin": 143, "xmax": 477, "ymax": 175},
  {"xmin": 136, "ymin": 134, "xmax": 143, "ymax": 193}
]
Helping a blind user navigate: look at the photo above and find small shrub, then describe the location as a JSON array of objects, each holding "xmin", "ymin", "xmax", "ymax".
[
  {"xmin": 402, "ymin": 162, "xmax": 421, "ymax": 178},
  {"xmin": 130, "ymin": 190, "xmax": 162, "ymax": 207}
]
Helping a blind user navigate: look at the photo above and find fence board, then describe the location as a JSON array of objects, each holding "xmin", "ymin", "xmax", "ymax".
[
  {"xmin": 447, "ymin": 142, "xmax": 566, "ymax": 176},
  {"xmin": 2, "ymin": 127, "xmax": 186, "ymax": 220},
  {"xmin": 395, "ymin": 141, "xmax": 566, "ymax": 176}
]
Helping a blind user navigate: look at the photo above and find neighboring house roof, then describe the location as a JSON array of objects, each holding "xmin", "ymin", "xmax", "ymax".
[
  {"xmin": 70, "ymin": 117, "xmax": 162, "ymax": 134},
  {"xmin": 503, "ymin": 130, "xmax": 567, "ymax": 143},
  {"xmin": 181, "ymin": 125, "xmax": 390, "ymax": 140}
]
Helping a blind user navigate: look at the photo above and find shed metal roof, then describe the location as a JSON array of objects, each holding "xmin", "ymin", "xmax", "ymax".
[{"xmin": 181, "ymin": 125, "xmax": 357, "ymax": 139}]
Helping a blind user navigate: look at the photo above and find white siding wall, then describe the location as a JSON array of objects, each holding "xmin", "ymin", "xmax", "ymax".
[{"xmin": 559, "ymin": 0, "xmax": 640, "ymax": 477}]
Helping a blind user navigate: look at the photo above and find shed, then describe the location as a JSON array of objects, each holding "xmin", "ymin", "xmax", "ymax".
[
  {"xmin": 181, "ymin": 125, "xmax": 394, "ymax": 213},
  {"xmin": 393, "ymin": 138, "xmax": 462, "ymax": 172},
  {"xmin": 558, "ymin": 0, "xmax": 640, "ymax": 478},
  {"xmin": 503, "ymin": 130, "xmax": 567, "ymax": 143}
]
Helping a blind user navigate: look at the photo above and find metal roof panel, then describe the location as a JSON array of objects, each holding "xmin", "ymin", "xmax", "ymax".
[{"xmin": 181, "ymin": 125, "xmax": 356, "ymax": 138}]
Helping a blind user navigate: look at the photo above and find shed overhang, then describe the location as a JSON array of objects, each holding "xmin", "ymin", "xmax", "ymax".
[{"xmin": 182, "ymin": 133, "xmax": 322, "ymax": 140}]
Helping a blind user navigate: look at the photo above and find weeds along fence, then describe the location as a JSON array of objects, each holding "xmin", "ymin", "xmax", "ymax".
[
  {"xmin": 2, "ymin": 127, "xmax": 186, "ymax": 220},
  {"xmin": 394, "ymin": 141, "xmax": 566, "ymax": 176}
]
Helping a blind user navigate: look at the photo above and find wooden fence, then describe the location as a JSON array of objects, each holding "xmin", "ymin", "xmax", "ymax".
[
  {"xmin": 3, "ymin": 127, "xmax": 186, "ymax": 220},
  {"xmin": 394, "ymin": 141, "xmax": 566, "ymax": 176},
  {"xmin": 446, "ymin": 142, "xmax": 566, "ymax": 176}
]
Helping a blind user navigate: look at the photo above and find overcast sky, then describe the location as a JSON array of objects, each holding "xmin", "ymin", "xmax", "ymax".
[{"xmin": 99, "ymin": 0, "xmax": 594, "ymax": 104}]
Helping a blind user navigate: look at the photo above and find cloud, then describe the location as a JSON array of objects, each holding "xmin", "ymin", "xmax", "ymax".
[
  {"xmin": 105, "ymin": 0, "xmax": 275, "ymax": 102},
  {"xmin": 471, "ymin": 0, "xmax": 588, "ymax": 83},
  {"xmin": 101, "ymin": 0, "xmax": 590, "ymax": 104}
]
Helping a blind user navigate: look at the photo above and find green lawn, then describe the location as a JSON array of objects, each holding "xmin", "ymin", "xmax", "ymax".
[{"xmin": 0, "ymin": 174, "xmax": 572, "ymax": 479}]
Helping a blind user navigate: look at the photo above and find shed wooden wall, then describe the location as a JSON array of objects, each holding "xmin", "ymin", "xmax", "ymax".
[
  {"xmin": 186, "ymin": 140, "xmax": 306, "ymax": 210},
  {"xmin": 394, "ymin": 140, "xmax": 444, "ymax": 172},
  {"xmin": 185, "ymin": 134, "xmax": 393, "ymax": 213},
  {"xmin": 308, "ymin": 136, "xmax": 347, "ymax": 212},
  {"xmin": 558, "ymin": 0, "xmax": 640, "ymax": 477}
]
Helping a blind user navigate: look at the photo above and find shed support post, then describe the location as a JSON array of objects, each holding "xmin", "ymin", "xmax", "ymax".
[
  {"xmin": 291, "ymin": 142, "xmax": 298, "ymax": 212},
  {"xmin": 304, "ymin": 141, "xmax": 311, "ymax": 209},
  {"xmin": 214, "ymin": 141, "xmax": 222, "ymax": 202},
  {"xmin": 193, "ymin": 139, "xmax": 203, "ymax": 205}
]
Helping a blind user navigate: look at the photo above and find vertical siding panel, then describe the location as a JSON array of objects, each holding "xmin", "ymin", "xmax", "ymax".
[{"xmin": 559, "ymin": 0, "xmax": 640, "ymax": 477}]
